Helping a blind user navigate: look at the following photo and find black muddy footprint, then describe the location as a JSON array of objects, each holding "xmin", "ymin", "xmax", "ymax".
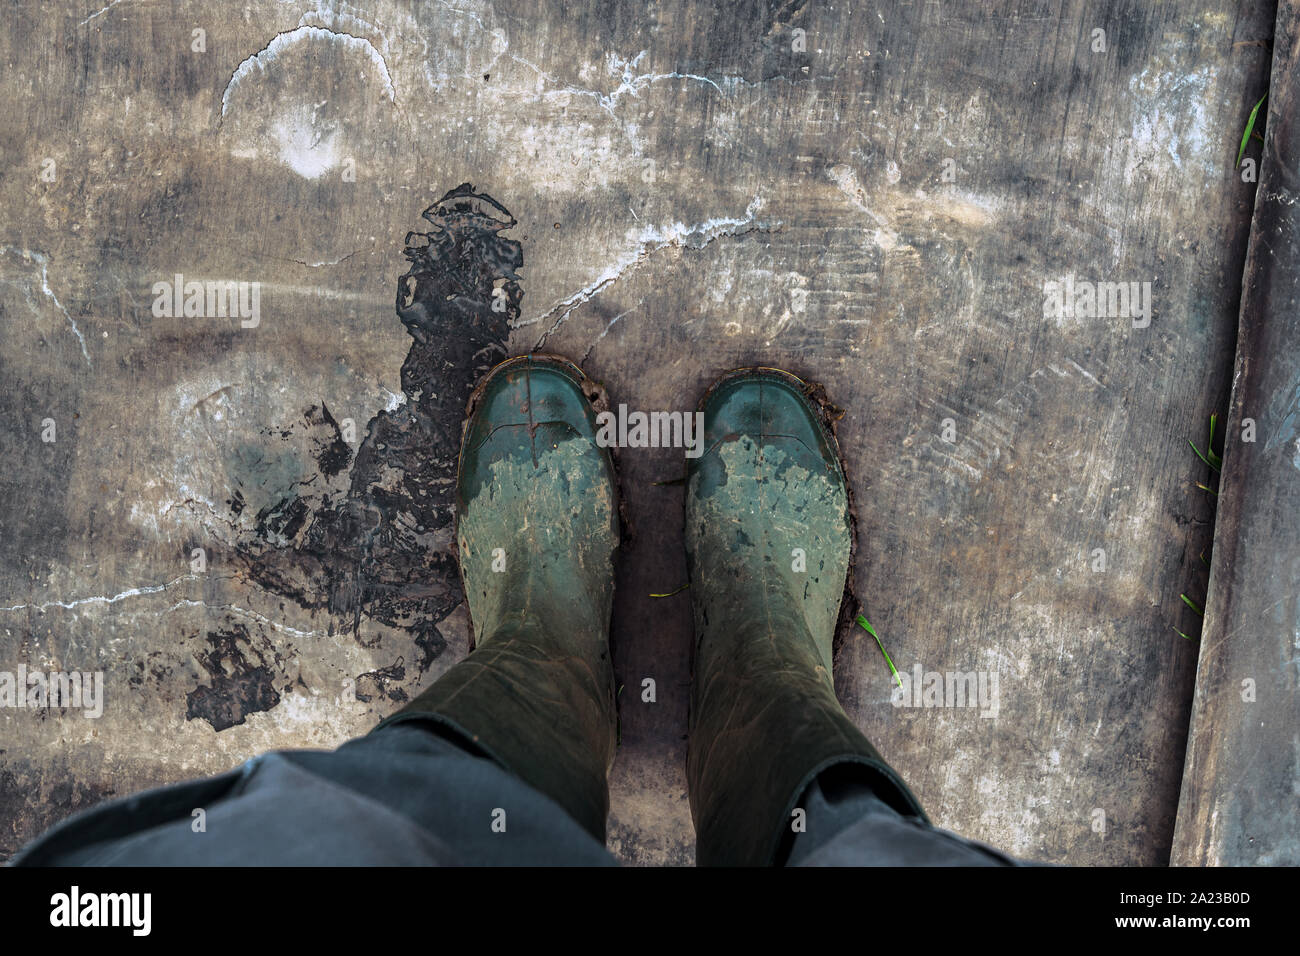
[{"xmin": 223, "ymin": 184, "xmax": 521, "ymax": 700}]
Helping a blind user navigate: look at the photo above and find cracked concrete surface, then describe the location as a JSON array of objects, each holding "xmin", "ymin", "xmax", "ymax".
[{"xmin": 0, "ymin": 0, "xmax": 1278, "ymax": 864}]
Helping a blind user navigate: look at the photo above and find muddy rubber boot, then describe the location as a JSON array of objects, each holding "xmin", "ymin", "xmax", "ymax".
[
  {"xmin": 685, "ymin": 368, "xmax": 927, "ymax": 866},
  {"xmin": 374, "ymin": 354, "xmax": 620, "ymax": 843}
]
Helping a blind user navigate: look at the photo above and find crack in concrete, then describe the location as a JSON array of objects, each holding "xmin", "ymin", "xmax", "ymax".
[
  {"xmin": 78, "ymin": 0, "xmax": 129, "ymax": 27},
  {"xmin": 577, "ymin": 50, "xmax": 727, "ymax": 116},
  {"xmin": 1, "ymin": 247, "xmax": 91, "ymax": 367},
  {"xmin": 166, "ymin": 599, "xmax": 319, "ymax": 639},
  {"xmin": 579, "ymin": 301, "xmax": 642, "ymax": 365},
  {"xmin": 506, "ymin": 49, "xmax": 733, "ymax": 150},
  {"xmin": 0, "ymin": 574, "xmax": 199, "ymax": 613},
  {"xmin": 273, "ymin": 249, "xmax": 364, "ymax": 269},
  {"xmin": 220, "ymin": 25, "xmax": 397, "ymax": 119},
  {"xmin": 527, "ymin": 195, "xmax": 775, "ymax": 348}
]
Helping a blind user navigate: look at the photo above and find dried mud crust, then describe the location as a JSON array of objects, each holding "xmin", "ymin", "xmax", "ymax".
[
  {"xmin": 455, "ymin": 351, "xmax": 632, "ymax": 653},
  {"xmin": 692, "ymin": 366, "xmax": 863, "ymax": 667}
]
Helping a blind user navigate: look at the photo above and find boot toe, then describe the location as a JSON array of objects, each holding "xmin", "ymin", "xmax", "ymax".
[
  {"xmin": 693, "ymin": 370, "xmax": 842, "ymax": 487},
  {"xmin": 460, "ymin": 356, "xmax": 608, "ymax": 502}
]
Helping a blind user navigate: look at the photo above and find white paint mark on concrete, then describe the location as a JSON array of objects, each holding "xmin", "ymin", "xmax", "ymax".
[
  {"xmin": 221, "ymin": 26, "xmax": 396, "ymax": 119},
  {"xmin": 270, "ymin": 104, "xmax": 341, "ymax": 179},
  {"xmin": 1125, "ymin": 64, "xmax": 1216, "ymax": 179}
]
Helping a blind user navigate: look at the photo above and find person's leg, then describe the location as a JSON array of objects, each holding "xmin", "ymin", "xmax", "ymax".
[
  {"xmin": 11, "ymin": 355, "xmax": 621, "ymax": 867},
  {"xmin": 684, "ymin": 368, "xmax": 1017, "ymax": 866},
  {"xmin": 374, "ymin": 353, "xmax": 622, "ymax": 842},
  {"xmin": 783, "ymin": 764, "xmax": 1020, "ymax": 867},
  {"xmin": 13, "ymin": 724, "xmax": 614, "ymax": 866}
]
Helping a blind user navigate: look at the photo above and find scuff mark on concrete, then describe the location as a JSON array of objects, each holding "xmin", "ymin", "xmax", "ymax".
[
  {"xmin": 828, "ymin": 165, "xmax": 996, "ymax": 252},
  {"xmin": 828, "ymin": 164, "xmax": 902, "ymax": 250},
  {"xmin": 422, "ymin": 0, "xmax": 509, "ymax": 87},
  {"xmin": 1263, "ymin": 368, "xmax": 1300, "ymax": 464},
  {"xmin": 580, "ymin": 302, "xmax": 642, "ymax": 365},
  {"xmin": 277, "ymin": 249, "xmax": 364, "ymax": 269},
  {"xmin": 77, "ymin": 0, "xmax": 128, "ymax": 27}
]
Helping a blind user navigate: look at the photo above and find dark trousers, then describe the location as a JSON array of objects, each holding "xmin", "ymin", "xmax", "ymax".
[{"xmin": 11, "ymin": 722, "xmax": 1019, "ymax": 866}]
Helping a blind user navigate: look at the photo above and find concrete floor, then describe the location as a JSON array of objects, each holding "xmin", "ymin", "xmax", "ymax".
[{"xmin": 0, "ymin": 0, "xmax": 1280, "ymax": 864}]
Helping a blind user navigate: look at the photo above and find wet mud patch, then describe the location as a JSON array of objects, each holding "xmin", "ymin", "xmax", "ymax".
[
  {"xmin": 228, "ymin": 184, "xmax": 520, "ymax": 673},
  {"xmin": 185, "ymin": 623, "xmax": 284, "ymax": 732},
  {"xmin": 354, "ymin": 658, "xmax": 409, "ymax": 704}
]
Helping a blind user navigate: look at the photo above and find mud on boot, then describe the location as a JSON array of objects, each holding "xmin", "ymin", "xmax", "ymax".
[
  {"xmin": 685, "ymin": 367, "xmax": 927, "ymax": 866},
  {"xmin": 375, "ymin": 354, "xmax": 620, "ymax": 842}
]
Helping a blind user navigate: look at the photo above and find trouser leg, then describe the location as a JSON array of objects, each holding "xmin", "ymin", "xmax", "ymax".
[
  {"xmin": 784, "ymin": 763, "xmax": 1022, "ymax": 867},
  {"xmin": 11, "ymin": 722, "xmax": 615, "ymax": 866},
  {"xmin": 373, "ymin": 611, "xmax": 617, "ymax": 844},
  {"xmin": 684, "ymin": 368, "xmax": 927, "ymax": 865}
]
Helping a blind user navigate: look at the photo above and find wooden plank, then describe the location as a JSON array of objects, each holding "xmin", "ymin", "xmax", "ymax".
[{"xmin": 1172, "ymin": 0, "xmax": 1300, "ymax": 866}]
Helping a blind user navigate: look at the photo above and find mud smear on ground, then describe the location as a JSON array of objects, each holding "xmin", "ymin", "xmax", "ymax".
[
  {"xmin": 185, "ymin": 623, "xmax": 282, "ymax": 732},
  {"xmin": 355, "ymin": 658, "xmax": 409, "ymax": 704},
  {"xmin": 224, "ymin": 185, "xmax": 520, "ymax": 701}
]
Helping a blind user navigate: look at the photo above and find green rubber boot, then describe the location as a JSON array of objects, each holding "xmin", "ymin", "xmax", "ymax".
[
  {"xmin": 375, "ymin": 354, "xmax": 620, "ymax": 842},
  {"xmin": 685, "ymin": 368, "xmax": 927, "ymax": 866}
]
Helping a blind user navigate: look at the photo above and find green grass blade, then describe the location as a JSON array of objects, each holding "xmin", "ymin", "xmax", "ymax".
[
  {"xmin": 1189, "ymin": 439, "xmax": 1221, "ymax": 473},
  {"xmin": 649, "ymin": 583, "xmax": 690, "ymax": 598},
  {"xmin": 856, "ymin": 613, "xmax": 903, "ymax": 689},
  {"xmin": 1237, "ymin": 92, "xmax": 1268, "ymax": 167},
  {"xmin": 1173, "ymin": 626, "xmax": 1197, "ymax": 641},
  {"xmin": 1180, "ymin": 593, "xmax": 1204, "ymax": 616}
]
